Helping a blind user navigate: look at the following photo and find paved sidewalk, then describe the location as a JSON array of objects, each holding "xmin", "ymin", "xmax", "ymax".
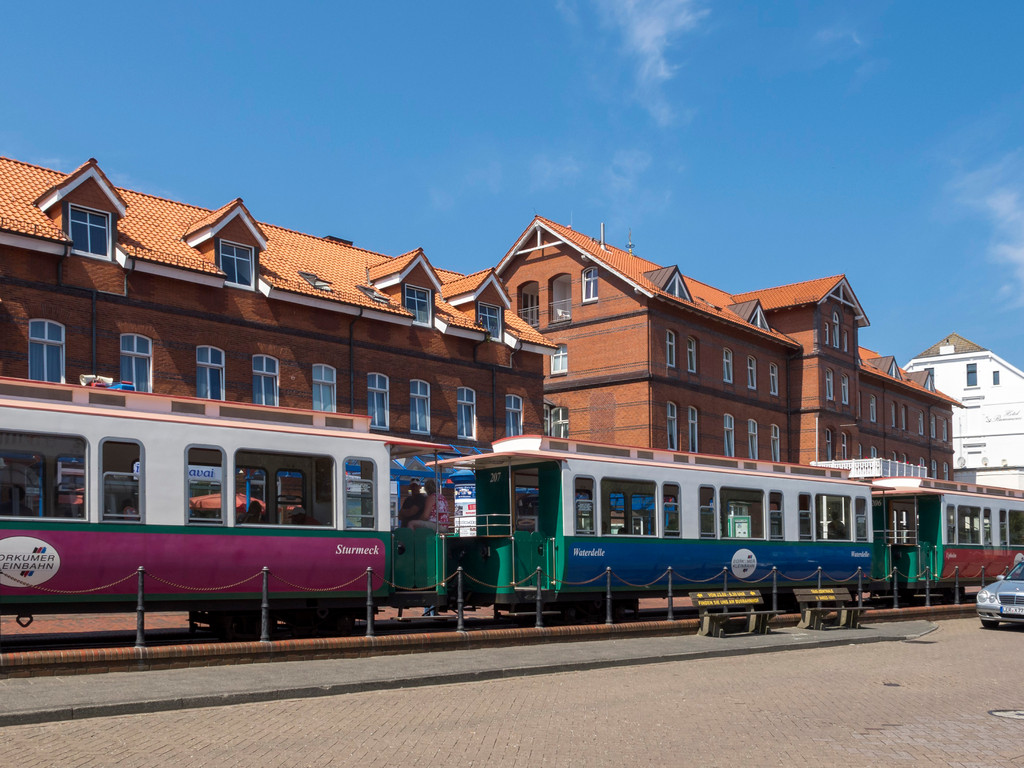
[{"xmin": 0, "ymin": 619, "xmax": 935, "ymax": 726}]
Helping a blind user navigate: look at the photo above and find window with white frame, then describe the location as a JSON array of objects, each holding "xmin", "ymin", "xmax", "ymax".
[
  {"xmin": 823, "ymin": 322, "xmax": 830, "ymax": 346},
  {"xmin": 843, "ymin": 331, "xmax": 849, "ymax": 352},
  {"xmin": 825, "ymin": 428, "xmax": 833, "ymax": 461},
  {"xmin": 869, "ymin": 394, "xmax": 877, "ymax": 423},
  {"xmin": 686, "ymin": 337, "xmax": 698, "ymax": 373},
  {"xmin": 723, "ymin": 414, "xmax": 734, "ymax": 457},
  {"xmin": 28, "ymin": 319, "xmax": 64, "ymax": 383},
  {"xmin": 931, "ymin": 459, "xmax": 937, "ymax": 478},
  {"xmin": 747, "ymin": 419, "xmax": 758, "ymax": 459},
  {"xmin": 120, "ymin": 334, "xmax": 152, "ymax": 392},
  {"xmin": 930, "ymin": 414, "xmax": 936, "ymax": 439},
  {"xmin": 871, "ymin": 446, "xmax": 878, "ymax": 458},
  {"xmin": 723, "ymin": 348, "xmax": 733, "ymax": 383},
  {"xmin": 478, "ymin": 303, "xmax": 501, "ymax": 338},
  {"xmin": 841, "ymin": 432, "xmax": 848, "ymax": 459},
  {"xmin": 901, "ymin": 405, "xmax": 907, "ymax": 431},
  {"xmin": 69, "ymin": 205, "xmax": 110, "ymax": 257},
  {"xmin": 403, "ymin": 285, "xmax": 432, "ymax": 325},
  {"xmin": 667, "ymin": 402, "xmax": 678, "ymax": 451},
  {"xmin": 252, "ymin": 355, "xmax": 278, "ymax": 406},
  {"xmin": 747, "ymin": 357, "xmax": 757, "ymax": 390},
  {"xmin": 219, "ymin": 241, "xmax": 254, "ymax": 288},
  {"xmin": 582, "ymin": 267, "xmax": 598, "ymax": 302},
  {"xmin": 942, "ymin": 418, "xmax": 948, "ymax": 441},
  {"xmin": 918, "ymin": 412, "xmax": 924, "ymax": 435},
  {"xmin": 458, "ymin": 387, "xmax": 476, "ymax": 440},
  {"xmin": 410, "ymin": 380, "xmax": 430, "ymax": 435},
  {"xmin": 825, "ymin": 369, "xmax": 834, "ymax": 401},
  {"xmin": 770, "ymin": 424, "xmax": 780, "ymax": 462},
  {"xmin": 506, "ymin": 394, "xmax": 523, "ymax": 437},
  {"xmin": 943, "ymin": 462, "xmax": 949, "ymax": 480},
  {"xmin": 548, "ymin": 405, "xmax": 569, "ymax": 438},
  {"xmin": 890, "ymin": 402, "xmax": 896, "ymax": 427},
  {"xmin": 551, "ymin": 344, "xmax": 568, "ymax": 375},
  {"xmin": 832, "ymin": 311, "xmax": 840, "ymax": 349},
  {"xmin": 312, "ymin": 364, "xmax": 336, "ymax": 412},
  {"xmin": 688, "ymin": 406, "xmax": 699, "ymax": 452},
  {"xmin": 368, "ymin": 373, "xmax": 389, "ymax": 429},
  {"xmin": 840, "ymin": 374, "xmax": 849, "ymax": 405},
  {"xmin": 666, "ymin": 331, "xmax": 677, "ymax": 368},
  {"xmin": 196, "ymin": 346, "xmax": 224, "ymax": 400},
  {"xmin": 769, "ymin": 363, "xmax": 778, "ymax": 395}
]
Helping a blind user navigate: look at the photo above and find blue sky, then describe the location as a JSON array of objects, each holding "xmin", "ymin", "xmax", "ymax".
[{"xmin": 3, "ymin": 1, "xmax": 1023, "ymax": 366}]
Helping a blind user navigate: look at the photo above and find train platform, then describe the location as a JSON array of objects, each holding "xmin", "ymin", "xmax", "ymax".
[{"xmin": 0, "ymin": 617, "xmax": 939, "ymax": 726}]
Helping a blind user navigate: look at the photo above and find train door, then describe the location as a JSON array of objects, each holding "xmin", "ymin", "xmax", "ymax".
[
  {"xmin": 511, "ymin": 463, "xmax": 561, "ymax": 584},
  {"xmin": 886, "ymin": 497, "xmax": 920, "ymax": 585},
  {"xmin": 914, "ymin": 495, "xmax": 942, "ymax": 579}
]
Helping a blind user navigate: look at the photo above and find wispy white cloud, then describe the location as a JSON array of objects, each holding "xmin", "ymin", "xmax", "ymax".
[
  {"xmin": 951, "ymin": 151, "xmax": 1024, "ymax": 303},
  {"xmin": 605, "ymin": 149, "xmax": 652, "ymax": 193},
  {"xmin": 428, "ymin": 159, "xmax": 504, "ymax": 212},
  {"xmin": 593, "ymin": 0, "xmax": 708, "ymax": 126},
  {"xmin": 529, "ymin": 154, "xmax": 582, "ymax": 191}
]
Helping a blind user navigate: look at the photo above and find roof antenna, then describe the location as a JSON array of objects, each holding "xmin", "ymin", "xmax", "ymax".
[
  {"xmin": 569, "ymin": 209, "xmax": 573, "ymax": 230},
  {"xmin": 627, "ymin": 228, "xmax": 634, "ymax": 255},
  {"xmin": 600, "ymin": 222, "xmax": 606, "ymax": 250}
]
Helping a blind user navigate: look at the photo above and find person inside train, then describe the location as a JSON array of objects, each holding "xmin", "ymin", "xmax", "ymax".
[{"xmin": 398, "ymin": 481, "xmax": 427, "ymax": 527}]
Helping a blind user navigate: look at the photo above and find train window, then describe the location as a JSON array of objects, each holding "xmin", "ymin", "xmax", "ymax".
[
  {"xmin": 574, "ymin": 477, "xmax": 595, "ymax": 535},
  {"xmin": 0, "ymin": 430, "xmax": 86, "ymax": 519},
  {"xmin": 101, "ymin": 439, "xmax": 142, "ymax": 522},
  {"xmin": 983, "ymin": 509, "xmax": 992, "ymax": 546},
  {"xmin": 1000, "ymin": 510, "xmax": 1009, "ymax": 547},
  {"xmin": 957, "ymin": 505, "xmax": 981, "ymax": 545},
  {"xmin": 699, "ymin": 486, "xmax": 716, "ymax": 538},
  {"xmin": 855, "ymin": 498, "xmax": 868, "ymax": 541},
  {"xmin": 946, "ymin": 505, "xmax": 956, "ymax": 544},
  {"xmin": 719, "ymin": 487, "xmax": 764, "ymax": 539},
  {"xmin": 600, "ymin": 479, "xmax": 656, "ymax": 536},
  {"xmin": 664, "ymin": 483, "xmax": 680, "ymax": 537},
  {"xmin": 798, "ymin": 494, "xmax": 812, "ymax": 540},
  {"xmin": 187, "ymin": 447, "xmax": 225, "ymax": 525},
  {"xmin": 816, "ymin": 495, "xmax": 850, "ymax": 540},
  {"xmin": 235, "ymin": 450, "xmax": 334, "ymax": 527},
  {"xmin": 1009, "ymin": 510, "xmax": 1024, "ymax": 546},
  {"xmin": 344, "ymin": 459, "xmax": 374, "ymax": 529},
  {"xmin": 768, "ymin": 492, "xmax": 783, "ymax": 540}
]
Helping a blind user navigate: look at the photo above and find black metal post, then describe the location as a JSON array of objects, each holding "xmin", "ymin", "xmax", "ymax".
[
  {"xmin": 924, "ymin": 565, "xmax": 931, "ymax": 608},
  {"xmin": 981, "ymin": 565, "xmax": 986, "ymax": 588},
  {"xmin": 260, "ymin": 566, "xmax": 271, "ymax": 643},
  {"xmin": 857, "ymin": 567, "xmax": 863, "ymax": 609},
  {"xmin": 954, "ymin": 565, "xmax": 961, "ymax": 605},
  {"xmin": 135, "ymin": 566, "xmax": 146, "ymax": 649},
  {"xmin": 456, "ymin": 567, "xmax": 466, "ymax": 633},
  {"xmin": 723, "ymin": 567, "xmax": 728, "ymax": 592},
  {"xmin": 892, "ymin": 567, "xmax": 899, "ymax": 610},
  {"xmin": 771, "ymin": 567, "xmax": 778, "ymax": 613},
  {"xmin": 605, "ymin": 567, "xmax": 613, "ymax": 625},
  {"xmin": 365, "ymin": 567, "xmax": 375, "ymax": 638},
  {"xmin": 666, "ymin": 567, "xmax": 674, "ymax": 621},
  {"xmin": 816, "ymin": 566, "xmax": 822, "ymax": 589},
  {"xmin": 535, "ymin": 567, "xmax": 544, "ymax": 629}
]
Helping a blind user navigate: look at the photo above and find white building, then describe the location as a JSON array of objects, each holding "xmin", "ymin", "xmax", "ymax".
[{"xmin": 905, "ymin": 333, "xmax": 1024, "ymax": 489}]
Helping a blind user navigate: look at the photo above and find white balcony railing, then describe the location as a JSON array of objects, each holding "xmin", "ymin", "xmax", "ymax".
[{"xmin": 811, "ymin": 458, "xmax": 929, "ymax": 479}]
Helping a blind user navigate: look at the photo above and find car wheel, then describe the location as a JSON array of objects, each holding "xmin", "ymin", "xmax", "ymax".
[{"xmin": 980, "ymin": 617, "xmax": 1001, "ymax": 629}]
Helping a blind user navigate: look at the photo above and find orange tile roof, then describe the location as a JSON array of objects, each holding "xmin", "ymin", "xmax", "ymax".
[
  {"xmin": 521, "ymin": 217, "xmax": 798, "ymax": 347},
  {"xmin": 33, "ymin": 157, "xmax": 129, "ymax": 214},
  {"xmin": 732, "ymin": 275, "xmax": 845, "ymax": 310},
  {"xmin": 858, "ymin": 347, "xmax": 960, "ymax": 407},
  {"xmin": 441, "ymin": 268, "xmax": 493, "ymax": 300},
  {"xmin": 0, "ymin": 157, "xmax": 548, "ymax": 347}
]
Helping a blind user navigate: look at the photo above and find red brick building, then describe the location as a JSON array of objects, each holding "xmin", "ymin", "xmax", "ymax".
[
  {"xmin": 497, "ymin": 216, "xmax": 956, "ymax": 475},
  {"xmin": 0, "ymin": 157, "xmax": 553, "ymax": 448}
]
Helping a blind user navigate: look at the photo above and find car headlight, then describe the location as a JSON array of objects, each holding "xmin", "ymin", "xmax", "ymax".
[{"xmin": 977, "ymin": 589, "xmax": 997, "ymax": 604}]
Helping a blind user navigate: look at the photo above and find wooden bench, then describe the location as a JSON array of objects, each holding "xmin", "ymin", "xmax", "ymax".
[
  {"xmin": 690, "ymin": 590, "xmax": 778, "ymax": 637},
  {"xmin": 793, "ymin": 587, "xmax": 865, "ymax": 630}
]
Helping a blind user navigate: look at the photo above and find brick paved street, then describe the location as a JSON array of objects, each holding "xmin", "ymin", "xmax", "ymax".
[{"xmin": 2, "ymin": 618, "xmax": 1022, "ymax": 767}]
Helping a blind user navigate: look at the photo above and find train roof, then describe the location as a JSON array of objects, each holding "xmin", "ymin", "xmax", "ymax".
[
  {"xmin": 0, "ymin": 376, "xmax": 444, "ymax": 458},
  {"xmin": 437, "ymin": 434, "xmax": 862, "ymax": 486},
  {"xmin": 872, "ymin": 476, "xmax": 1024, "ymax": 501}
]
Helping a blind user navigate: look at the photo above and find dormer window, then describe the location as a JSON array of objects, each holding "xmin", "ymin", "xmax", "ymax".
[
  {"xmin": 478, "ymin": 302, "xmax": 501, "ymax": 338},
  {"xmin": 69, "ymin": 205, "xmax": 110, "ymax": 257},
  {"xmin": 666, "ymin": 274, "xmax": 685, "ymax": 298},
  {"xmin": 404, "ymin": 285, "xmax": 432, "ymax": 325},
  {"xmin": 219, "ymin": 240, "xmax": 254, "ymax": 288}
]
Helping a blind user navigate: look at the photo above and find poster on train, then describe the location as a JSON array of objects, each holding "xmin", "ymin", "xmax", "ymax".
[{"xmin": 454, "ymin": 483, "xmax": 476, "ymax": 536}]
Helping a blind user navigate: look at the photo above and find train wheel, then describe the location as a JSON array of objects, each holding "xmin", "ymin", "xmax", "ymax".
[{"xmin": 218, "ymin": 612, "xmax": 260, "ymax": 641}]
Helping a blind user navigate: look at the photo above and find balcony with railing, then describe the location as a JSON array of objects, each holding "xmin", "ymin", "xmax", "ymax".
[
  {"xmin": 549, "ymin": 298, "xmax": 572, "ymax": 324},
  {"xmin": 811, "ymin": 458, "xmax": 929, "ymax": 479},
  {"xmin": 518, "ymin": 305, "xmax": 539, "ymax": 328}
]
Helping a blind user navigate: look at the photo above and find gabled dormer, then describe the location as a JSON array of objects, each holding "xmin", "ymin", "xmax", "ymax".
[
  {"xmin": 728, "ymin": 300, "xmax": 771, "ymax": 332},
  {"xmin": 183, "ymin": 199, "xmax": 268, "ymax": 290},
  {"xmin": 644, "ymin": 266, "xmax": 692, "ymax": 301},
  {"xmin": 34, "ymin": 158, "xmax": 127, "ymax": 260},
  {"xmin": 445, "ymin": 269, "xmax": 512, "ymax": 340},
  {"xmin": 368, "ymin": 248, "xmax": 444, "ymax": 326}
]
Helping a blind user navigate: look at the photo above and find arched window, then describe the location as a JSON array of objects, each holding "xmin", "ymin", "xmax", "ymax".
[
  {"xmin": 770, "ymin": 424, "xmax": 781, "ymax": 462},
  {"xmin": 825, "ymin": 369, "xmax": 834, "ymax": 401},
  {"xmin": 549, "ymin": 274, "xmax": 572, "ymax": 323},
  {"xmin": 840, "ymin": 432, "xmax": 848, "ymax": 460},
  {"xmin": 667, "ymin": 402, "xmax": 678, "ymax": 450},
  {"xmin": 120, "ymin": 334, "xmax": 152, "ymax": 392},
  {"xmin": 824, "ymin": 429, "xmax": 833, "ymax": 461},
  {"xmin": 506, "ymin": 394, "xmax": 523, "ymax": 437},
  {"xmin": 196, "ymin": 346, "xmax": 224, "ymax": 400},
  {"xmin": 722, "ymin": 348, "xmax": 733, "ymax": 383},
  {"xmin": 746, "ymin": 357, "xmax": 757, "ymax": 390},
  {"xmin": 688, "ymin": 407, "xmax": 699, "ymax": 452},
  {"xmin": 368, "ymin": 373, "xmax": 389, "ymax": 429},
  {"xmin": 832, "ymin": 311, "xmax": 840, "ymax": 349},
  {"xmin": 312, "ymin": 364, "xmax": 336, "ymax": 412},
  {"xmin": 252, "ymin": 355, "xmax": 278, "ymax": 406},
  {"xmin": 747, "ymin": 420, "xmax": 758, "ymax": 459},
  {"xmin": 723, "ymin": 414, "xmax": 735, "ymax": 457},
  {"xmin": 666, "ymin": 331, "xmax": 677, "ymax": 368},
  {"xmin": 582, "ymin": 267, "xmax": 598, "ymax": 302},
  {"xmin": 517, "ymin": 282, "xmax": 539, "ymax": 328},
  {"xmin": 28, "ymin": 319, "xmax": 64, "ymax": 383},
  {"xmin": 410, "ymin": 380, "xmax": 430, "ymax": 434},
  {"xmin": 686, "ymin": 337, "xmax": 698, "ymax": 373},
  {"xmin": 457, "ymin": 387, "xmax": 476, "ymax": 440}
]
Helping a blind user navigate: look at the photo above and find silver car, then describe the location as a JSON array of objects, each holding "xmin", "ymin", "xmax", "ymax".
[{"xmin": 976, "ymin": 561, "xmax": 1024, "ymax": 628}]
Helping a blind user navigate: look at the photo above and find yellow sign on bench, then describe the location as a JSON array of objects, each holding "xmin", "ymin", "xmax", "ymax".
[{"xmin": 691, "ymin": 590, "xmax": 763, "ymax": 608}]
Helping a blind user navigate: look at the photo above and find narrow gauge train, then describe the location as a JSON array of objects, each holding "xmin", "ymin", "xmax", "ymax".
[
  {"xmin": 871, "ymin": 476, "xmax": 1024, "ymax": 601},
  {"xmin": 440, "ymin": 435, "xmax": 875, "ymax": 616},
  {"xmin": 0, "ymin": 377, "xmax": 445, "ymax": 636}
]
